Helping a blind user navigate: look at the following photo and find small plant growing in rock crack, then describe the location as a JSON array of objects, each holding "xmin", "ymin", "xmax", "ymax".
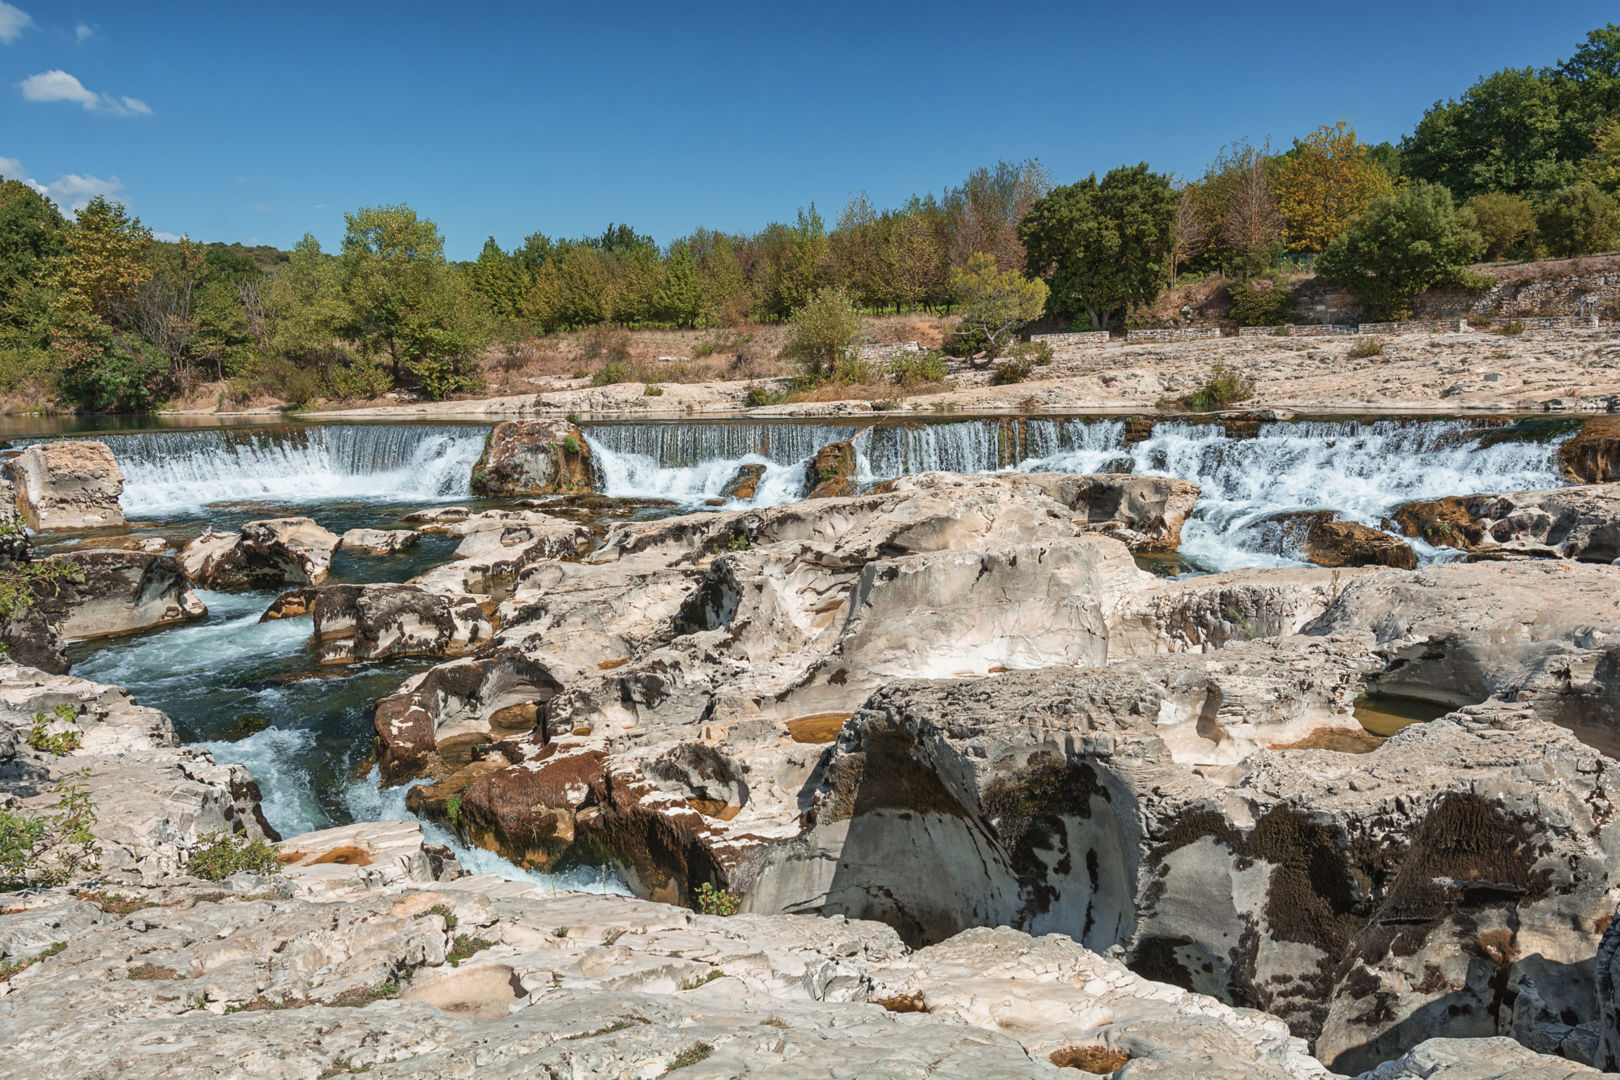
[
  {"xmin": 562, "ymin": 434, "xmax": 583, "ymax": 455},
  {"xmin": 695, "ymin": 882, "xmax": 738, "ymax": 916},
  {"xmin": 0, "ymin": 940, "xmax": 65, "ymax": 978},
  {"xmin": 445, "ymin": 794, "xmax": 462, "ymax": 826},
  {"xmin": 1347, "ymin": 336, "xmax": 1386, "ymax": 359},
  {"xmin": 415, "ymin": 903, "xmax": 458, "ymax": 929},
  {"xmin": 554, "ymin": 925, "xmax": 570, "ymax": 938},
  {"xmin": 126, "ymin": 962, "xmax": 180, "ymax": 980},
  {"xmin": 446, "ymin": 933, "xmax": 494, "ymax": 967},
  {"xmin": 27, "ymin": 704, "xmax": 81, "ymax": 756},
  {"xmin": 760, "ymin": 1015, "xmax": 790, "ymax": 1029},
  {"xmin": 1, "ymin": 769, "xmax": 100, "ymax": 889},
  {"xmin": 328, "ymin": 977, "xmax": 399, "ymax": 1007},
  {"xmin": 185, "ymin": 832, "xmax": 282, "ymax": 881},
  {"xmin": 663, "ymin": 1043, "xmax": 714, "ymax": 1073},
  {"xmin": 721, "ymin": 532, "xmax": 751, "ymax": 552},
  {"xmin": 679, "ymin": 969, "xmax": 729, "ymax": 990}
]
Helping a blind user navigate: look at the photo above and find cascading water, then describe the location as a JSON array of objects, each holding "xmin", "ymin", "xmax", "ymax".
[
  {"xmin": 585, "ymin": 416, "xmax": 1571, "ymax": 570},
  {"xmin": 85, "ymin": 423, "xmax": 490, "ymax": 516}
]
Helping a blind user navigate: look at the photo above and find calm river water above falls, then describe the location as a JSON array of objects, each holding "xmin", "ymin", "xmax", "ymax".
[{"xmin": 18, "ymin": 413, "xmax": 1575, "ymax": 864}]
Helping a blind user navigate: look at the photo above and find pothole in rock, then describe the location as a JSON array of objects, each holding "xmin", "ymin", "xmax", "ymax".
[
  {"xmin": 1049, "ymin": 1045, "xmax": 1131, "ymax": 1074},
  {"xmin": 1353, "ymin": 692, "xmax": 1454, "ymax": 736},
  {"xmin": 784, "ymin": 713, "xmax": 851, "ymax": 743},
  {"xmin": 1270, "ymin": 727, "xmax": 1387, "ymax": 754}
]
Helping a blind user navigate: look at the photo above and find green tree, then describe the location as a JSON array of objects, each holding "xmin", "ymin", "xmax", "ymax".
[
  {"xmin": 51, "ymin": 196, "xmax": 152, "ymax": 320},
  {"xmin": 1273, "ymin": 122, "xmax": 1395, "ymax": 259},
  {"xmin": 1583, "ymin": 118, "xmax": 1620, "ymax": 194},
  {"xmin": 467, "ymin": 237, "xmax": 532, "ymax": 323},
  {"xmin": 1536, "ymin": 181, "xmax": 1620, "ymax": 257},
  {"xmin": 1019, "ymin": 163, "xmax": 1176, "ymax": 329},
  {"xmin": 758, "ymin": 206, "xmax": 828, "ymax": 320},
  {"xmin": 782, "ymin": 286, "xmax": 865, "ymax": 383},
  {"xmin": 1317, "ymin": 181, "xmax": 1486, "ymax": 318},
  {"xmin": 947, "ymin": 253, "xmax": 1048, "ymax": 359},
  {"xmin": 263, "ymin": 234, "xmax": 346, "ymax": 362},
  {"xmin": 1402, "ymin": 67, "xmax": 1582, "ymax": 198},
  {"xmin": 1465, "ymin": 191, "xmax": 1538, "ymax": 259},
  {"xmin": 0, "ymin": 179, "xmax": 66, "ymax": 306},
  {"xmin": 338, "ymin": 204, "xmax": 488, "ymax": 399}
]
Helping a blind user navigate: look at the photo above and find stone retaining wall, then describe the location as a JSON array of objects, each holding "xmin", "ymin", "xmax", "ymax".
[
  {"xmin": 1236, "ymin": 324, "xmax": 1357, "ymax": 338},
  {"xmin": 1488, "ymin": 315, "xmax": 1600, "ymax": 330},
  {"xmin": 1356, "ymin": 318, "xmax": 1472, "ymax": 335},
  {"xmin": 1125, "ymin": 328, "xmax": 1222, "ymax": 343},
  {"xmin": 1031, "ymin": 331, "xmax": 1112, "ymax": 347}
]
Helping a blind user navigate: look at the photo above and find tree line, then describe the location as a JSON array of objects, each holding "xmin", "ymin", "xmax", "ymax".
[{"xmin": 1, "ymin": 23, "xmax": 1616, "ymax": 411}]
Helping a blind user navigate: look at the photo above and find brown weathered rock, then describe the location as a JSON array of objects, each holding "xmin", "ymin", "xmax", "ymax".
[
  {"xmin": 1304, "ymin": 518, "xmax": 1418, "ymax": 569},
  {"xmin": 1391, "ymin": 497, "xmax": 1488, "ymax": 550},
  {"xmin": 40, "ymin": 549, "xmax": 206, "ymax": 640},
  {"xmin": 4, "ymin": 440, "xmax": 126, "ymax": 530},
  {"xmin": 1021, "ymin": 472, "xmax": 1201, "ymax": 552},
  {"xmin": 180, "ymin": 518, "xmax": 340, "ymax": 590},
  {"xmin": 1561, "ymin": 416, "xmax": 1620, "ymax": 483},
  {"xmin": 336, "ymin": 528, "xmax": 417, "ymax": 555},
  {"xmin": 804, "ymin": 439, "xmax": 858, "ymax": 498},
  {"xmin": 1394, "ymin": 484, "xmax": 1620, "ymax": 562},
  {"xmin": 719, "ymin": 462, "xmax": 767, "ymax": 501},
  {"xmin": 469, "ymin": 420, "xmax": 592, "ymax": 497}
]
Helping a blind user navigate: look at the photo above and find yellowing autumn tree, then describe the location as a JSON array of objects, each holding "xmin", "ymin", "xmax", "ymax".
[
  {"xmin": 1274, "ymin": 122, "xmax": 1395, "ymax": 259},
  {"xmin": 51, "ymin": 196, "xmax": 153, "ymax": 319}
]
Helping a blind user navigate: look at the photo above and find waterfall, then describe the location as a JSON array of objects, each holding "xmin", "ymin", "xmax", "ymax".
[
  {"xmin": 585, "ymin": 416, "xmax": 1570, "ymax": 570},
  {"xmin": 91, "ymin": 424, "xmax": 491, "ymax": 516}
]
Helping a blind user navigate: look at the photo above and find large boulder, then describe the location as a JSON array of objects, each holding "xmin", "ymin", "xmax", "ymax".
[
  {"xmin": 40, "ymin": 549, "xmax": 206, "ymax": 640},
  {"xmin": 1561, "ymin": 416, "xmax": 1620, "ymax": 484},
  {"xmin": 309, "ymin": 583, "xmax": 494, "ymax": 665},
  {"xmin": 180, "ymin": 518, "xmax": 340, "ymax": 590},
  {"xmin": 1244, "ymin": 511, "xmax": 1418, "ymax": 569},
  {"xmin": 336, "ymin": 528, "xmax": 418, "ymax": 555},
  {"xmin": 4, "ymin": 440, "xmax": 126, "ymax": 531},
  {"xmin": 469, "ymin": 420, "xmax": 592, "ymax": 497},
  {"xmin": 1393, "ymin": 484, "xmax": 1620, "ymax": 562},
  {"xmin": 804, "ymin": 439, "xmax": 858, "ymax": 498},
  {"xmin": 1019, "ymin": 472, "xmax": 1201, "ymax": 552},
  {"xmin": 409, "ymin": 510, "xmax": 593, "ymax": 597},
  {"xmin": 719, "ymin": 462, "xmax": 767, "ymax": 502}
]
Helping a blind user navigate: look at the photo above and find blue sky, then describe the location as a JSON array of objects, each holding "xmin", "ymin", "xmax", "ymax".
[{"xmin": 1, "ymin": 1, "xmax": 1615, "ymax": 259}]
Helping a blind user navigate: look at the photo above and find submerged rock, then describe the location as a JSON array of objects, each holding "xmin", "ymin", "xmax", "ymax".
[
  {"xmin": 1245, "ymin": 510, "xmax": 1418, "ymax": 569},
  {"xmin": 180, "ymin": 517, "xmax": 340, "ymax": 590},
  {"xmin": 469, "ymin": 419, "xmax": 593, "ymax": 497},
  {"xmin": 4, "ymin": 440, "xmax": 126, "ymax": 531}
]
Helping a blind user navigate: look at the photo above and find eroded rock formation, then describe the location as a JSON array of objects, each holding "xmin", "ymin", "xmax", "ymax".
[
  {"xmin": 469, "ymin": 419, "xmax": 593, "ymax": 497},
  {"xmin": 40, "ymin": 549, "xmax": 206, "ymax": 640},
  {"xmin": 4, "ymin": 440, "xmax": 126, "ymax": 530},
  {"xmin": 180, "ymin": 517, "xmax": 340, "ymax": 589}
]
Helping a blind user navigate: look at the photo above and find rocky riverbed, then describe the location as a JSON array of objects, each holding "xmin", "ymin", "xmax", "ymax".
[{"xmin": 8, "ymin": 413, "xmax": 1620, "ymax": 1078}]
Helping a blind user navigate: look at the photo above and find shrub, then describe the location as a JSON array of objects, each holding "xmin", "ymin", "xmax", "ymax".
[
  {"xmin": 1537, "ymin": 181, "xmax": 1620, "ymax": 258},
  {"xmin": 0, "ymin": 769, "xmax": 99, "ymax": 889},
  {"xmin": 579, "ymin": 323, "xmax": 632, "ymax": 364},
  {"xmin": 695, "ymin": 881, "xmax": 738, "ymax": 916},
  {"xmin": 446, "ymin": 933, "xmax": 494, "ymax": 966},
  {"xmin": 445, "ymin": 794, "xmax": 462, "ymax": 826},
  {"xmin": 590, "ymin": 360, "xmax": 632, "ymax": 386},
  {"xmin": 1466, "ymin": 191, "xmax": 1538, "ymax": 260},
  {"xmin": 185, "ymin": 832, "xmax": 282, "ymax": 881},
  {"xmin": 1227, "ymin": 279, "xmax": 1294, "ymax": 326},
  {"xmin": 643, "ymin": 383, "xmax": 664, "ymax": 396},
  {"xmin": 1347, "ymin": 336, "xmax": 1386, "ymax": 358},
  {"xmin": 744, "ymin": 384, "xmax": 788, "ymax": 408},
  {"xmin": 1317, "ymin": 181, "xmax": 1486, "ymax": 319},
  {"xmin": 886, "ymin": 349, "xmax": 948, "ymax": 388},
  {"xmin": 1179, "ymin": 364, "xmax": 1255, "ymax": 411},
  {"xmin": 58, "ymin": 332, "xmax": 170, "ymax": 413},
  {"xmin": 991, "ymin": 355, "xmax": 1035, "ymax": 385},
  {"xmin": 561, "ymin": 434, "xmax": 582, "ymax": 455},
  {"xmin": 782, "ymin": 287, "xmax": 865, "ymax": 384},
  {"xmin": 1020, "ymin": 340, "xmax": 1055, "ymax": 366},
  {"xmin": 324, "ymin": 357, "xmax": 393, "ymax": 400},
  {"xmin": 1495, "ymin": 320, "xmax": 1526, "ymax": 336}
]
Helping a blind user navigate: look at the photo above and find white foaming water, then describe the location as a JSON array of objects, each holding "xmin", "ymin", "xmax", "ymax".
[
  {"xmin": 198, "ymin": 725, "xmax": 328, "ymax": 837},
  {"xmin": 100, "ymin": 424, "xmax": 489, "ymax": 516},
  {"xmin": 343, "ymin": 767, "xmax": 630, "ymax": 895},
  {"xmin": 589, "ymin": 416, "xmax": 1569, "ymax": 570}
]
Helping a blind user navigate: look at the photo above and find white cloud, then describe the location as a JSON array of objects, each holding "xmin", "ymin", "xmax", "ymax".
[
  {"xmin": 74, "ymin": 21, "xmax": 94, "ymax": 42},
  {"xmin": 0, "ymin": 3, "xmax": 32, "ymax": 44},
  {"xmin": 0, "ymin": 153, "xmax": 122, "ymax": 214},
  {"xmin": 19, "ymin": 69, "xmax": 151, "ymax": 116},
  {"xmin": 253, "ymin": 201, "xmax": 269, "ymax": 213},
  {"xmin": 152, "ymin": 231, "xmax": 182, "ymax": 243}
]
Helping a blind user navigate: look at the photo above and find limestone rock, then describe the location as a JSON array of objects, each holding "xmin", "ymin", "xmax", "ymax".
[
  {"xmin": 3, "ymin": 440, "xmax": 126, "ymax": 530},
  {"xmin": 469, "ymin": 420, "xmax": 592, "ymax": 497},
  {"xmin": 409, "ymin": 510, "xmax": 592, "ymax": 597},
  {"xmin": 1561, "ymin": 416, "xmax": 1620, "ymax": 484},
  {"xmin": 0, "ymin": 470, "xmax": 28, "ymax": 569},
  {"xmin": 41, "ymin": 549, "xmax": 206, "ymax": 640},
  {"xmin": 1393, "ymin": 484, "xmax": 1620, "ymax": 562},
  {"xmin": 1362, "ymin": 1038, "xmax": 1612, "ymax": 1079},
  {"xmin": 180, "ymin": 518, "xmax": 340, "ymax": 590},
  {"xmin": 1020, "ymin": 471, "xmax": 1201, "ymax": 552},
  {"xmin": 804, "ymin": 439, "xmax": 858, "ymax": 498},
  {"xmin": 311, "ymin": 584, "xmax": 494, "ymax": 664},
  {"xmin": 338, "ymin": 528, "xmax": 419, "ymax": 555},
  {"xmin": 720, "ymin": 462, "xmax": 767, "ymax": 501},
  {"xmin": 277, "ymin": 820, "xmax": 461, "ymax": 897}
]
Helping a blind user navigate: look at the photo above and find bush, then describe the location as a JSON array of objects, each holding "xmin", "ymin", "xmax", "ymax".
[
  {"xmin": 1347, "ymin": 336, "xmax": 1386, "ymax": 358},
  {"xmin": 58, "ymin": 332, "xmax": 170, "ymax": 412},
  {"xmin": 579, "ymin": 323, "xmax": 632, "ymax": 364},
  {"xmin": 323, "ymin": 357, "xmax": 393, "ymax": 400},
  {"xmin": 1227, "ymin": 279, "xmax": 1295, "ymax": 326},
  {"xmin": 1466, "ymin": 191, "xmax": 1538, "ymax": 260},
  {"xmin": 1495, "ymin": 320, "xmax": 1527, "ymax": 336},
  {"xmin": 887, "ymin": 349, "xmax": 948, "ymax": 388},
  {"xmin": 591, "ymin": 359, "xmax": 632, "ymax": 386},
  {"xmin": 1537, "ymin": 181, "xmax": 1620, "ymax": 258},
  {"xmin": 0, "ymin": 769, "xmax": 99, "ymax": 889},
  {"xmin": 1317, "ymin": 181, "xmax": 1486, "ymax": 319},
  {"xmin": 27, "ymin": 704, "xmax": 81, "ymax": 756},
  {"xmin": 992, "ymin": 355, "xmax": 1034, "ymax": 385},
  {"xmin": 185, "ymin": 832, "xmax": 282, "ymax": 880},
  {"xmin": 782, "ymin": 287, "xmax": 865, "ymax": 384},
  {"xmin": 1179, "ymin": 364, "xmax": 1255, "ymax": 411},
  {"xmin": 744, "ymin": 384, "xmax": 788, "ymax": 408}
]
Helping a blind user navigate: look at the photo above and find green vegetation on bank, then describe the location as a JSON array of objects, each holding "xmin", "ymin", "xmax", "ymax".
[{"xmin": 1, "ymin": 23, "xmax": 1616, "ymax": 413}]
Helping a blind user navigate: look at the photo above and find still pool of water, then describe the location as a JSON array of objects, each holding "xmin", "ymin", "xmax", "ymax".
[{"xmin": 1353, "ymin": 693, "xmax": 1455, "ymax": 737}]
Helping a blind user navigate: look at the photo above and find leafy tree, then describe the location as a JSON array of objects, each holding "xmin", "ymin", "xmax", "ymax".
[
  {"xmin": 946, "ymin": 254, "xmax": 1048, "ymax": 359},
  {"xmin": 1584, "ymin": 117, "xmax": 1620, "ymax": 194},
  {"xmin": 51, "ymin": 196, "xmax": 152, "ymax": 320},
  {"xmin": 1019, "ymin": 163, "xmax": 1176, "ymax": 329},
  {"xmin": 944, "ymin": 160, "xmax": 1050, "ymax": 272},
  {"xmin": 0, "ymin": 179, "xmax": 66, "ymax": 306},
  {"xmin": 1402, "ymin": 67, "xmax": 1582, "ymax": 198},
  {"xmin": 263, "ymin": 234, "xmax": 346, "ymax": 363},
  {"xmin": 1188, "ymin": 140, "xmax": 1279, "ymax": 275},
  {"xmin": 1536, "ymin": 181, "xmax": 1620, "ymax": 257},
  {"xmin": 757, "ymin": 206, "xmax": 828, "ymax": 320},
  {"xmin": 1317, "ymin": 181, "xmax": 1485, "ymax": 318},
  {"xmin": 1273, "ymin": 122, "xmax": 1395, "ymax": 259},
  {"xmin": 337, "ymin": 204, "xmax": 488, "ymax": 399},
  {"xmin": 782, "ymin": 286, "xmax": 865, "ymax": 383},
  {"xmin": 467, "ymin": 237, "xmax": 532, "ymax": 323},
  {"xmin": 1465, "ymin": 191, "xmax": 1538, "ymax": 259}
]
